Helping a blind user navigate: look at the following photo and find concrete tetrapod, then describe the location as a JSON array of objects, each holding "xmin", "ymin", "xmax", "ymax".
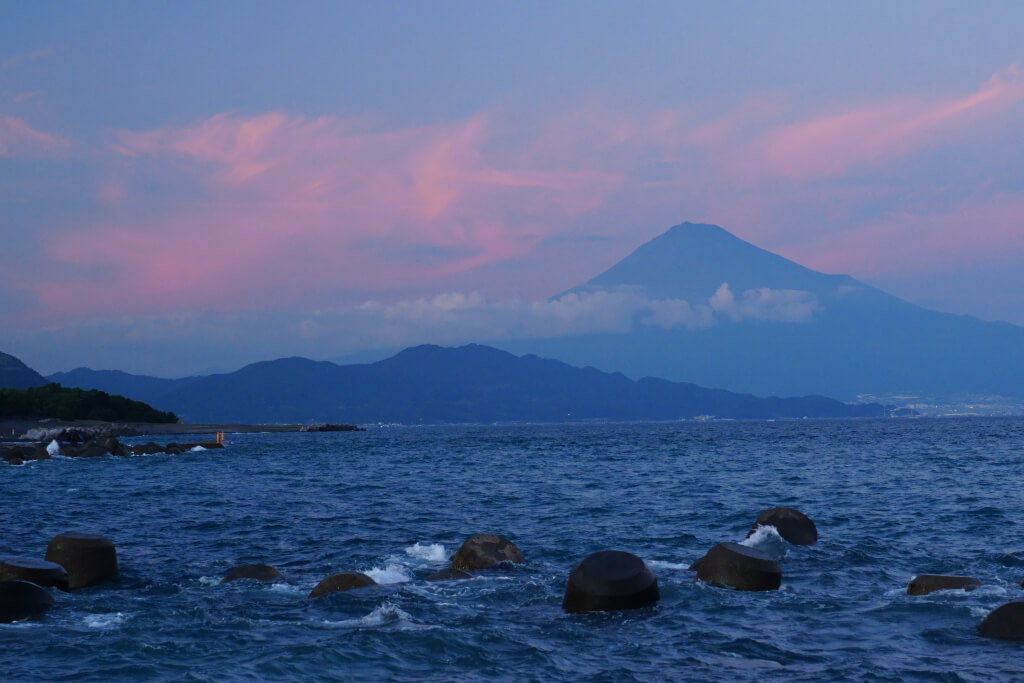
[
  {"xmin": 0, "ymin": 557, "xmax": 70, "ymax": 592},
  {"xmin": 979, "ymin": 599, "xmax": 1024, "ymax": 641},
  {"xmin": 308, "ymin": 572, "xmax": 375, "ymax": 598},
  {"xmin": 907, "ymin": 574, "xmax": 981, "ymax": 596},
  {"xmin": 44, "ymin": 533, "xmax": 118, "ymax": 590},
  {"xmin": 0, "ymin": 580, "xmax": 55, "ymax": 623},
  {"xmin": 450, "ymin": 534, "xmax": 524, "ymax": 570},
  {"xmin": 695, "ymin": 542, "xmax": 782, "ymax": 591},
  {"xmin": 562, "ymin": 550, "xmax": 659, "ymax": 613},
  {"xmin": 748, "ymin": 507, "xmax": 818, "ymax": 546},
  {"xmin": 221, "ymin": 564, "xmax": 283, "ymax": 583}
]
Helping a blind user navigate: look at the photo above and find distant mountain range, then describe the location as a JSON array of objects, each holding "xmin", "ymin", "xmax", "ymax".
[
  {"xmin": 38, "ymin": 344, "xmax": 883, "ymax": 424},
  {"xmin": 501, "ymin": 222, "xmax": 1024, "ymax": 400},
  {"xmin": 0, "ymin": 351, "xmax": 46, "ymax": 390}
]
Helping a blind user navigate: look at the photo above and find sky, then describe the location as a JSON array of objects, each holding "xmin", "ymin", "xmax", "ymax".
[{"xmin": 2, "ymin": 1, "xmax": 1023, "ymax": 376}]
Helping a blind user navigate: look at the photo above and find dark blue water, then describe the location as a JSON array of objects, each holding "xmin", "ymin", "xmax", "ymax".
[{"xmin": 4, "ymin": 418, "xmax": 1024, "ymax": 681}]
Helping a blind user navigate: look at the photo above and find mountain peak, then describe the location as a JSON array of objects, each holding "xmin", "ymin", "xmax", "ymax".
[{"xmin": 575, "ymin": 221, "xmax": 853, "ymax": 301}]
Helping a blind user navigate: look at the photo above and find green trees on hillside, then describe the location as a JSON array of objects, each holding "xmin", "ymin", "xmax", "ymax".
[{"xmin": 0, "ymin": 383, "xmax": 179, "ymax": 423}]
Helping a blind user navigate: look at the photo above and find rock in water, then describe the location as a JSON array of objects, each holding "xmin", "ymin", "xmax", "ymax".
[
  {"xmin": 425, "ymin": 568, "xmax": 472, "ymax": 582},
  {"xmin": 221, "ymin": 564, "xmax": 283, "ymax": 583},
  {"xmin": 979, "ymin": 600, "xmax": 1024, "ymax": 641},
  {"xmin": 450, "ymin": 534, "xmax": 524, "ymax": 570},
  {"xmin": 695, "ymin": 542, "xmax": 782, "ymax": 591},
  {"xmin": 44, "ymin": 533, "xmax": 118, "ymax": 589},
  {"xmin": 748, "ymin": 507, "xmax": 818, "ymax": 545},
  {"xmin": 562, "ymin": 550, "xmax": 659, "ymax": 613},
  {"xmin": 308, "ymin": 572, "xmax": 375, "ymax": 598},
  {"xmin": 907, "ymin": 574, "xmax": 981, "ymax": 596},
  {"xmin": 0, "ymin": 557, "xmax": 70, "ymax": 591},
  {"xmin": 0, "ymin": 580, "xmax": 55, "ymax": 623}
]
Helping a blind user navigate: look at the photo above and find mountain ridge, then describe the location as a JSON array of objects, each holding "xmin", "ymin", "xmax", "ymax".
[{"xmin": 44, "ymin": 343, "xmax": 885, "ymax": 424}]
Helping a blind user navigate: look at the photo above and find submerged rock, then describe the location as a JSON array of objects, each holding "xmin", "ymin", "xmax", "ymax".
[
  {"xmin": 44, "ymin": 533, "xmax": 118, "ymax": 589},
  {"xmin": 425, "ymin": 568, "xmax": 472, "ymax": 582},
  {"xmin": 450, "ymin": 534, "xmax": 524, "ymax": 570},
  {"xmin": 979, "ymin": 600, "xmax": 1024, "ymax": 641},
  {"xmin": 221, "ymin": 564, "xmax": 283, "ymax": 583},
  {"xmin": 562, "ymin": 550, "xmax": 659, "ymax": 613},
  {"xmin": 907, "ymin": 574, "xmax": 981, "ymax": 596},
  {"xmin": 748, "ymin": 507, "xmax": 818, "ymax": 546},
  {"xmin": 308, "ymin": 572, "xmax": 375, "ymax": 598},
  {"xmin": 695, "ymin": 542, "xmax": 782, "ymax": 591},
  {"xmin": 0, "ymin": 557, "xmax": 70, "ymax": 592},
  {"xmin": 0, "ymin": 580, "xmax": 54, "ymax": 623}
]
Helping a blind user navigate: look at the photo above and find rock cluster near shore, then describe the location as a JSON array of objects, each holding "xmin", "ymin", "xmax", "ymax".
[
  {"xmin": 3, "ymin": 507, "xmax": 1023, "ymax": 639},
  {"xmin": 1, "ymin": 436, "xmax": 223, "ymax": 465},
  {"xmin": 298, "ymin": 423, "xmax": 365, "ymax": 432}
]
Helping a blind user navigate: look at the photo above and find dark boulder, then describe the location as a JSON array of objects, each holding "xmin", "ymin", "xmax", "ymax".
[
  {"xmin": 425, "ymin": 568, "xmax": 472, "ymax": 582},
  {"xmin": 0, "ymin": 557, "xmax": 70, "ymax": 591},
  {"xmin": 221, "ymin": 564, "xmax": 283, "ymax": 583},
  {"xmin": 75, "ymin": 441, "xmax": 109, "ymax": 458},
  {"xmin": 0, "ymin": 580, "xmax": 54, "ymax": 623},
  {"xmin": 197, "ymin": 441, "xmax": 225, "ymax": 449},
  {"xmin": 103, "ymin": 437, "xmax": 130, "ymax": 457},
  {"xmin": 2, "ymin": 445, "xmax": 30, "ymax": 463},
  {"xmin": 562, "ymin": 550, "xmax": 659, "ymax": 613},
  {"xmin": 133, "ymin": 442, "xmax": 164, "ymax": 455},
  {"xmin": 450, "ymin": 534, "xmax": 524, "ymax": 570},
  {"xmin": 165, "ymin": 443, "xmax": 185, "ymax": 455},
  {"xmin": 30, "ymin": 444, "xmax": 53, "ymax": 460},
  {"xmin": 44, "ymin": 533, "xmax": 118, "ymax": 589},
  {"xmin": 695, "ymin": 542, "xmax": 782, "ymax": 591},
  {"xmin": 308, "ymin": 572, "xmax": 375, "ymax": 598},
  {"xmin": 748, "ymin": 507, "xmax": 818, "ymax": 546},
  {"xmin": 979, "ymin": 600, "xmax": 1024, "ymax": 641},
  {"xmin": 907, "ymin": 574, "xmax": 981, "ymax": 596}
]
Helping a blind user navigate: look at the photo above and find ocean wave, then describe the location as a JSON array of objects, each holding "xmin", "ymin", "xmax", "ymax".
[
  {"xmin": 83, "ymin": 612, "xmax": 128, "ymax": 629},
  {"xmin": 647, "ymin": 560, "xmax": 691, "ymax": 571},
  {"xmin": 404, "ymin": 542, "xmax": 448, "ymax": 562},
  {"xmin": 364, "ymin": 564, "xmax": 412, "ymax": 584},
  {"xmin": 321, "ymin": 602, "xmax": 415, "ymax": 629}
]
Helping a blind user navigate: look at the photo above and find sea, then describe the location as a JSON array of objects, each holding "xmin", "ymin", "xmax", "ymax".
[{"xmin": 3, "ymin": 417, "xmax": 1024, "ymax": 681}]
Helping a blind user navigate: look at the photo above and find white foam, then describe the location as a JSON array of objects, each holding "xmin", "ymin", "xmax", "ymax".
[
  {"xmin": 269, "ymin": 582, "xmax": 305, "ymax": 595},
  {"xmin": 741, "ymin": 525, "xmax": 783, "ymax": 547},
  {"xmin": 46, "ymin": 439, "xmax": 60, "ymax": 456},
  {"xmin": 364, "ymin": 564, "xmax": 412, "ymax": 584},
  {"xmin": 198, "ymin": 576, "xmax": 219, "ymax": 586},
  {"xmin": 190, "ymin": 445, "xmax": 207, "ymax": 451},
  {"xmin": 647, "ymin": 560, "xmax": 691, "ymax": 570},
  {"xmin": 322, "ymin": 602, "xmax": 413, "ymax": 629},
  {"xmin": 83, "ymin": 612, "xmax": 128, "ymax": 629},
  {"xmin": 404, "ymin": 542, "xmax": 447, "ymax": 563}
]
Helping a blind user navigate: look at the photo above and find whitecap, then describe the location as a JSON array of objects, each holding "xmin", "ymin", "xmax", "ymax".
[
  {"xmin": 198, "ymin": 576, "xmax": 219, "ymax": 586},
  {"xmin": 84, "ymin": 612, "xmax": 128, "ymax": 629},
  {"xmin": 364, "ymin": 564, "xmax": 412, "ymax": 584},
  {"xmin": 647, "ymin": 560, "xmax": 692, "ymax": 570},
  {"xmin": 322, "ymin": 602, "xmax": 414, "ymax": 629},
  {"xmin": 740, "ymin": 525, "xmax": 789, "ymax": 559},
  {"xmin": 190, "ymin": 445, "xmax": 206, "ymax": 451},
  {"xmin": 404, "ymin": 542, "xmax": 447, "ymax": 563},
  {"xmin": 46, "ymin": 439, "xmax": 60, "ymax": 456},
  {"xmin": 269, "ymin": 582, "xmax": 306, "ymax": 595}
]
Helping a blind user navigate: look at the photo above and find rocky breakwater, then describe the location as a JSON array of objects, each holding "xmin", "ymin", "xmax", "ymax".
[
  {"xmin": 298, "ymin": 423, "xmax": 366, "ymax": 432},
  {"xmin": 1, "ymin": 436, "xmax": 224, "ymax": 465}
]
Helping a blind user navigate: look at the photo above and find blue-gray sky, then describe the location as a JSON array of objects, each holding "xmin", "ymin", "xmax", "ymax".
[{"xmin": 2, "ymin": 1, "xmax": 1023, "ymax": 375}]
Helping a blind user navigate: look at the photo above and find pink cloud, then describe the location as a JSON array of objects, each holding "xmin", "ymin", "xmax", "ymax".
[
  {"xmin": 0, "ymin": 115, "xmax": 68, "ymax": 157},
  {"xmin": 747, "ymin": 65, "xmax": 1024, "ymax": 180},
  {"xmin": 783, "ymin": 193, "xmax": 1024, "ymax": 278},
  {"xmin": 21, "ymin": 64, "xmax": 1024, "ymax": 325}
]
